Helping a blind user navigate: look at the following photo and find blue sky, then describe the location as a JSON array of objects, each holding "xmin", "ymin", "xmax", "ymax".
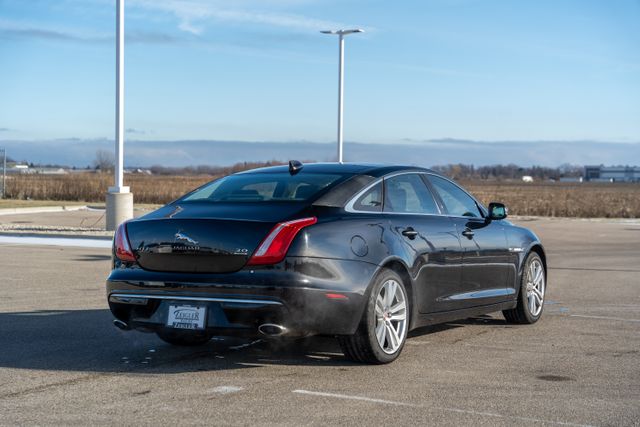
[{"xmin": 1, "ymin": 0, "xmax": 639, "ymax": 144}]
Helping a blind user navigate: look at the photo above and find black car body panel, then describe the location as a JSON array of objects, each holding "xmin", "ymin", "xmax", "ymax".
[
  {"xmin": 107, "ymin": 256, "xmax": 376, "ymax": 335},
  {"xmin": 106, "ymin": 163, "xmax": 546, "ymax": 338}
]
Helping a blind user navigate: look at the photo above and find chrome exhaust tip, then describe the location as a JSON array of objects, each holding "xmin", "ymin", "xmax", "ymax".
[
  {"xmin": 258, "ymin": 323, "xmax": 287, "ymax": 337},
  {"xmin": 113, "ymin": 319, "xmax": 131, "ymax": 331}
]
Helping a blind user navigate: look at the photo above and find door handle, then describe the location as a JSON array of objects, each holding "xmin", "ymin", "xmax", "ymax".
[
  {"xmin": 402, "ymin": 227, "xmax": 418, "ymax": 239},
  {"xmin": 461, "ymin": 228, "xmax": 474, "ymax": 238}
]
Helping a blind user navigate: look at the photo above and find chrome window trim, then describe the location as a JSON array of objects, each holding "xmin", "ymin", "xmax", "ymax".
[
  {"xmin": 345, "ymin": 171, "xmax": 488, "ymax": 219},
  {"xmin": 109, "ymin": 293, "xmax": 283, "ymax": 306}
]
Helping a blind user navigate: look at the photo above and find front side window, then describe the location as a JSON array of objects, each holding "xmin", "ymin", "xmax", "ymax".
[
  {"xmin": 428, "ymin": 175, "xmax": 482, "ymax": 218},
  {"xmin": 383, "ymin": 174, "xmax": 439, "ymax": 214},
  {"xmin": 180, "ymin": 173, "xmax": 343, "ymax": 203}
]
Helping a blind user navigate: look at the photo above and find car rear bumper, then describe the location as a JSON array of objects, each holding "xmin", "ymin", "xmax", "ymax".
[{"xmin": 106, "ymin": 257, "xmax": 377, "ymax": 336}]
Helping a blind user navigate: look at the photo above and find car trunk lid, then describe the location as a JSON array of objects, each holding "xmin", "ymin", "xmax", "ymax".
[{"xmin": 126, "ymin": 202, "xmax": 306, "ymax": 273}]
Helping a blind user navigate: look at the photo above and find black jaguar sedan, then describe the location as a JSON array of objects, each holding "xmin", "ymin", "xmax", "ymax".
[{"xmin": 107, "ymin": 162, "xmax": 546, "ymax": 363}]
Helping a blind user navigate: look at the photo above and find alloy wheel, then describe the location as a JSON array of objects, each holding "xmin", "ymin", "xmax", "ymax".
[
  {"xmin": 374, "ymin": 279, "xmax": 407, "ymax": 354},
  {"xmin": 526, "ymin": 259, "xmax": 545, "ymax": 317}
]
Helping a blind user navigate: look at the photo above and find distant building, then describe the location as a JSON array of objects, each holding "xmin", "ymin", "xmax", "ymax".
[
  {"xmin": 8, "ymin": 164, "xmax": 30, "ymax": 174},
  {"xmin": 8, "ymin": 165, "xmax": 68, "ymax": 175},
  {"xmin": 522, "ymin": 175, "xmax": 534, "ymax": 183},
  {"xmin": 559, "ymin": 177, "xmax": 583, "ymax": 183},
  {"xmin": 124, "ymin": 168, "xmax": 152, "ymax": 175},
  {"xmin": 34, "ymin": 168, "xmax": 67, "ymax": 175},
  {"xmin": 584, "ymin": 165, "xmax": 640, "ymax": 182}
]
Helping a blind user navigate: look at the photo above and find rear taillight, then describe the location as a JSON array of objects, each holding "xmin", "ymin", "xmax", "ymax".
[
  {"xmin": 114, "ymin": 222, "xmax": 136, "ymax": 262},
  {"xmin": 247, "ymin": 217, "xmax": 317, "ymax": 266}
]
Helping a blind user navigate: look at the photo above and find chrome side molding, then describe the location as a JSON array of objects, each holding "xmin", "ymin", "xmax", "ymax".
[{"xmin": 109, "ymin": 293, "xmax": 283, "ymax": 306}]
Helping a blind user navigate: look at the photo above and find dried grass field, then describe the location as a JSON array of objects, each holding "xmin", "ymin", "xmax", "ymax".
[
  {"xmin": 461, "ymin": 181, "xmax": 640, "ymax": 218},
  {"xmin": 4, "ymin": 173, "xmax": 640, "ymax": 218},
  {"xmin": 5, "ymin": 173, "xmax": 210, "ymax": 206}
]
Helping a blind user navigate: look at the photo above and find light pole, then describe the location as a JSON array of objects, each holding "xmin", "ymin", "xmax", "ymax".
[
  {"xmin": 321, "ymin": 29, "xmax": 363, "ymax": 164},
  {"xmin": 106, "ymin": 0, "xmax": 133, "ymax": 231},
  {"xmin": 1, "ymin": 148, "xmax": 6, "ymax": 199}
]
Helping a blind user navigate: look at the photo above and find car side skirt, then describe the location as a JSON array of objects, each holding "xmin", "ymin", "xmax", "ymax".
[{"xmin": 411, "ymin": 301, "xmax": 518, "ymax": 329}]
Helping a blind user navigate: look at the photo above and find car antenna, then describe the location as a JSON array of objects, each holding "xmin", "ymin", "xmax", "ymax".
[{"xmin": 289, "ymin": 160, "xmax": 303, "ymax": 175}]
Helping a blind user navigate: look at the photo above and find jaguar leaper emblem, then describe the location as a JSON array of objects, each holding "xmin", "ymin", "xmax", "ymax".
[{"xmin": 174, "ymin": 232, "xmax": 198, "ymax": 245}]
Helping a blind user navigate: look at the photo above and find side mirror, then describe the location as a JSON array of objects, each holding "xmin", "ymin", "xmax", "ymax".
[{"xmin": 488, "ymin": 202, "xmax": 508, "ymax": 220}]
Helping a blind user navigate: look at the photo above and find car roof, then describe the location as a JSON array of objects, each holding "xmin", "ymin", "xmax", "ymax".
[{"xmin": 237, "ymin": 162, "xmax": 439, "ymax": 178}]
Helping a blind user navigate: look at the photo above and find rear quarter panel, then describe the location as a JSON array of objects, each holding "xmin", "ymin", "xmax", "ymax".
[
  {"xmin": 286, "ymin": 211, "xmax": 420, "ymax": 325},
  {"xmin": 287, "ymin": 213, "xmax": 398, "ymax": 269}
]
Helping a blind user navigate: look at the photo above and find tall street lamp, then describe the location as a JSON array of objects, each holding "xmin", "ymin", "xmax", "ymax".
[
  {"xmin": 1, "ymin": 148, "xmax": 6, "ymax": 199},
  {"xmin": 321, "ymin": 29, "xmax": 364, "ymax": 164},
  {"xmin": 106, "ymin": 0, "xmax": 133, "ymax": 231}
]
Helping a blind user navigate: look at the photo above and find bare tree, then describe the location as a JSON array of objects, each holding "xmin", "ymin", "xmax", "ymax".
[{"xmin": 93, "ymin": 150, "xmax": 115, "ymax": 172}]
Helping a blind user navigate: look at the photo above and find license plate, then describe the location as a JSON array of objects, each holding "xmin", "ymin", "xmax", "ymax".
[{"xmin": 167, "ymin": 305, "xmax": 207, "ymax": 330}]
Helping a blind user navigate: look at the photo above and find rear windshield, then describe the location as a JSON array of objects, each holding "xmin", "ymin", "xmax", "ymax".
[{"xmin": 180, "ymin": 173, "xmax": 343, "ymax": 203}]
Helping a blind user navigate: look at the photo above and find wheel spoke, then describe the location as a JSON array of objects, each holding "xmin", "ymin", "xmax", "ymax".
[
  {"xmin": 383, "ymin": 324, "xmax": 393, "ymax": 349},
  {"xmin": 529, "ymin": 264, "xmax": 536, "ymax": 282},
  {"xmin": 386, "ymin": 324, "xmax": 400, "ymax": 350},
  {"xmin": 376, "ymin": 296, "xmax": 384, "ymax": 316},
  {"xmin": 390, "ymin": 312, "xmax": 406, "ymax": 321},
  {"xmin": 375, "ymin": 322, "xmax": 386, "ymax": 347},
  {"xmin": 531, "ymin": 287, "xmax": 543, "ymax": 298},
  {"xmin": 389, "ymin": 284, "xmax": 406, "ymax": 325},
  {"xmin": 390, "ymin": 300, "xmax": 406, "ymax": 314},
  {"xmin": 381, "ymin": 283, "xmax": 390, "ymax": 307},
  {"xmin": 529, "ymin": 294, "xmax": 535, "ymax": 313},
  {"xmin": 533, "ymin": 267, "xmax": 543, "ymax": 286},
  {"xmin": 385, "ymin": 281, "xmax": 397, "ymax": 307}
]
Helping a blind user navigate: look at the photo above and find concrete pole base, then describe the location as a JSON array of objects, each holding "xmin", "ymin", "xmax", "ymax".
[{"xmin": 106, "ymin": 191, "xmax": 134, "ymax": 231}]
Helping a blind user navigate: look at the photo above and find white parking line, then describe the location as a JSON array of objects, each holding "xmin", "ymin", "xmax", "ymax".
[
  {"xmin": 570, "ymin": 314, "xmax": 640, "ymax": 323},
  {"xmin": 209, "ymin": 386, "xmax": 243, "ymax": 395},
  {"xmin": 292, "ymin": 390, "xmax": 595, "ymax": 427},
  {"xmin": 0, "ymin": 235, "xmax": 111, "ymax": 248},
  {"xmin": 292, "ymin": 390, "xmax": 415, "ymax": 407}
]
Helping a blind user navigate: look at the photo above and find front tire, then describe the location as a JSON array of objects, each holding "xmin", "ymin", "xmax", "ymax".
[
  {"xmin": 156, "ymin": 328, "xmax": 212, "ymax": 346},
  {"xmin": 503, "ymin": 252, "xmax": 546, "ymax": 324},
  {"xmin": 338, "ymin": 269, "xmax": 409, "ymax": 364}
]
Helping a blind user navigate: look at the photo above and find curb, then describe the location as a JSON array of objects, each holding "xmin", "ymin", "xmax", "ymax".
[
  {"xmin": 510, "ymin": 215, "xmax": 640, "ymax": 224},
  {"xmin": 0, "ymin": 231, "xmax": 113, "ymax": 240},
  {"xmin": 0, "ymin": 205, "xmax": 89, "ymax": 216},
  {"xmin": 0, "ymin": 234, "xmax": 113, "ymax": 248}
]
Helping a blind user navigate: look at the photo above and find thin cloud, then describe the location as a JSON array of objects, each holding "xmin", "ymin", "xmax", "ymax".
[
  {"xmin": 0, "ymin": 21, "xmax": 181, "ymax": 45},
  {"xmin": 0, "ymin": 26, "xmax": 108, "ymax": 43},
  {"xmin": 127, "ymin": 31, "xmax": 182, "ymax": 44},
  {"xmin": 0, "ymin": 18, "xmax": 331, "ymax": 61},
  {"xmin": 129, "ymin": 0, "xmax": 363, "ymax": 35},
  {"xmin": 0, "ymin": 127, "xmax": 12, "ymax": 132},
  {"xmin": 126, "ymin": 128, "xmax": 146, "ymax": 135}
]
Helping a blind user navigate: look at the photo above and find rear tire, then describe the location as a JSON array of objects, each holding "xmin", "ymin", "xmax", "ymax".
[
  {"xmin": 338, "ymin": 269, "xmax": 409, "ymax": 364},
  {"xmin": 503, "ymin": 252, "xmax": 546, "ymax": 324},
  {"xmin": 156, "ymin": 328, "xmax": 212, "ymax": 346}
]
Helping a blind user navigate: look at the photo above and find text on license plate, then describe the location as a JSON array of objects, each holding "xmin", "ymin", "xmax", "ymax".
[{"xmin": 167, "ymin": 304, "xmax": 206, "ymax": 330}]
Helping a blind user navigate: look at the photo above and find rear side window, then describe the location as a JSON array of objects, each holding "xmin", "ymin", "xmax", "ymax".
[
  {"xmin": 428, "ymin": 175, "xmax": 482, "ymax": 218},
  {"xmin": 383, "ymin": 174, "xmax": 439, "ymax": 214},
  {"xmin": 352, "ymin": 182, "xmax": 383, "ymax": 212},
  {"xmin": 181, "ymin": 173, "xmax": 342, "ymax": 203}
]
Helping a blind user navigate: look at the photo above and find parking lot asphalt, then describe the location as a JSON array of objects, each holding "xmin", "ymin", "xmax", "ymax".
[{"xmin": 0, "ymin": 217, "xmax": 638, "ymax": 426}]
